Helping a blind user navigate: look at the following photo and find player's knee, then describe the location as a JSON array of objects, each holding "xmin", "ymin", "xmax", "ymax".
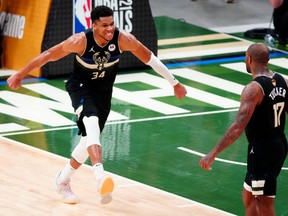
[
  {"xmin": 71, "ymin": 136, "xmax": 89, "ymax": 164},
  {"xmin": 83, "ymin": 116, "xmax": 101, "ymax": 147},
  {"xmin": 257, "ymin": 196, "xmax": 275, "ymax": 216}
]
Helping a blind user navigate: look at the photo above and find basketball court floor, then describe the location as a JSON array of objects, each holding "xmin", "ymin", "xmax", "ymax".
[{"xmin": 1, "ymin": 6, "xmax": 288, "ymax": 216}]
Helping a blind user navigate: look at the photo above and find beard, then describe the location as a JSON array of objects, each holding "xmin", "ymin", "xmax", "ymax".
[{"xmin": 246, "ymin": 64, "xmax": 252, "ymax": 74}]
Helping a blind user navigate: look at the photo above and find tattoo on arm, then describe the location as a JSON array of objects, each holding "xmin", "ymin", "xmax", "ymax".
[{"xmin": 212, "ymin": 82, "xmax": 262, "ymax": 154}]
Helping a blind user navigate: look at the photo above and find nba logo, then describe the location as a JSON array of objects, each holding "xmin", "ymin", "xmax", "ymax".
[{"xmin": 73, "ymin": 0, "xmax": 92, "ymax": 33}]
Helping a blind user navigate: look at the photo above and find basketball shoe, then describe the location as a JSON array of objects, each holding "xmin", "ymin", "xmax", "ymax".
[
  {"xmin": 97, "ymin": 176, "xmax": 115, "ymax": 196},
  {"xmin": 54, "ymin": 173, "xmax": 78, "ymax": 204},
  {"xmin": 93, "ymin": 164, "xmax": 115, "ymax": 196}
]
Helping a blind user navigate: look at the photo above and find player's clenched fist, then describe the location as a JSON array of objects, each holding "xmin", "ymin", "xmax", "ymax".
[{"xmin": 7, "ymin": 72, "xmax": 23, "ymax": 90}]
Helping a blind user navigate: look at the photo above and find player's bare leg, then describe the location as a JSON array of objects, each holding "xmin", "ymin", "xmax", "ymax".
[
  {"xmin": 83, "ymin": 116, "xmax": 114, "ymax": 196},
  {"xmin": 88, "ymin": 144, "xmax": 114, "ymax": 196},
  {"xmin": 54, "ymin": 158, "xmax": 81, "ymax": 204},
  {"xmin": 242, "ymin": 188, "xmax": 275, "ymax": 216},
  {"xmin": 242, "ymin": 189, "xmax": 259, "ymax": 216},
  {"xmin": 55, "ymin": 136, "xmax": 88, "ymax": 204},
  {"xmin": 256, "ymin": 196, "xmax": 275, "ymax": 216}
]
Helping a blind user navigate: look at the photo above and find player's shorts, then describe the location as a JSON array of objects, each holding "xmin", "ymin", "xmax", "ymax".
[
  {"xmin": 65, "ymin": 78, "xmax": 112, "ymax": 136},
  {"xmin": 244, "ymin": 135, "xmax": 288, "ymax": 196}
]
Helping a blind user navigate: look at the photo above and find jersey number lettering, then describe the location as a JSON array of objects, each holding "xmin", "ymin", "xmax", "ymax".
[
  {"xmin": 92, "ymin": 71, "xmax": 105, "ymax": 80},
  {"xmin": 273, "ymin": 102, "xmax": 284, "ymax": 127}
]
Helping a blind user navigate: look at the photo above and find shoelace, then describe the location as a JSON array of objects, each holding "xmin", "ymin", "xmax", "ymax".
[{"xmin": 60, "ymin": 182, "xmax": 74, "ymax": 197}]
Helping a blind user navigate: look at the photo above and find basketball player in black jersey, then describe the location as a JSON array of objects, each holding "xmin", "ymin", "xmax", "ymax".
[
  {"xmin": 7, "ymin": 6, "xmax": 187, "ymax": 204},
  {"xmin": 200, "ymin": 43, "xmax": 288, "ymax": 216}
]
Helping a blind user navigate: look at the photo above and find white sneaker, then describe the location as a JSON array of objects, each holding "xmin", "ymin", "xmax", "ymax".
[
  {"xmin": 54, "ymin": 173, "xmax": 78, "ymax": 204},
  {"xmin": 98, "ymin": 176, "xmax": 115, "ymax": 197},
  {"xmin": 93, "ymin": 164, "xmax": 114, "ymax": 196}
]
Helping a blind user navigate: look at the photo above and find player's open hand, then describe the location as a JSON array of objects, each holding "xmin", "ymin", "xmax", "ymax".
[{"xmin": 174, "ymin": 82, "xmax": 187, "ymax": 100}]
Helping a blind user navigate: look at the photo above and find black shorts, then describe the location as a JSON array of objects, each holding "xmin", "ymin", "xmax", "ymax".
[
  {"xmin": 65, "ymin": 78, "xmax": 112, "ymax": 135},
  {"xmin": 244, "ymin": 136, "xmax": 288, "ymax": 196}
]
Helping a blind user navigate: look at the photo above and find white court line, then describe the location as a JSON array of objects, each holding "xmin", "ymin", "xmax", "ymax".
[
  {"xmin": 178, "ymin": 146, "xmax": 288, "ymax": 170},
  {"xmin": 171, "ymin": 68, "xmax": 244, "ymax": 95},
  {"xmin": 178, "ymin": 147, "xmax": 246, "ymax": 166},
  {"xmin": 269, "ymin": 58, "xmax": 288, "ymax": 69},
  {"xmin": 0, "ymin": 108, "xmax": 239, "ymax": 136},
  {"xmin": 0, "ymin": 123, "xmax": 29, "ymax": 133},
  {"xmin": 158, "ymin": 43, "xmax": 250, "ymax": 60},
  {"xmin": 0, "ymin": 68, "xmax": 16, "ymax": 77},
  {"xmin": 158, "ymin": 33, "xmax": 232, "ymax": 45},
  {"xmin": 221, "ymin": 61, "xmax": 288, "ymax": 80},
  {"xmin": 210, "ymin": 23, "xmax": 272, "ymax": 34}
]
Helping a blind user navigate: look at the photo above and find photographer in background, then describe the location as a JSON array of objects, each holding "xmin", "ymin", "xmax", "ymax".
[{"xmin": 270, "ymin": 0, "xmax": 288, "ymax": 46}]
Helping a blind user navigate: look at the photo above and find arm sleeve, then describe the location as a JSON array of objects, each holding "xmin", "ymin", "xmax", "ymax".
[{"xmin": 146, "ymin": 53, "xmax": 179, "ymax": 86}]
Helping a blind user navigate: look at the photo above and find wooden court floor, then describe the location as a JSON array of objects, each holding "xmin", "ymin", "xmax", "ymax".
[{"xmin": 0, "ymin": 136, "xmax": 235, "ymax": 216}]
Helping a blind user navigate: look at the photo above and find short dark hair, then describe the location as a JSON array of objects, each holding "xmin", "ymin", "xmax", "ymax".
[
  {"xmin": 90, "ymin": 6, "xmax": 114, "ymax": 23},
  {"xmin": 247, "ymin": 43, "xmax": 270, "ymax": 64}
]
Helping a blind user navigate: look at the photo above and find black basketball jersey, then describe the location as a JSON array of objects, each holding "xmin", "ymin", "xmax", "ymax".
[
  {"xmin": 245, "ymin": 73, "xmax": 288, "ymax": 142},
  {"xmin": 72, "ymin": 27, "xmax": 121, "ymax": 89}
]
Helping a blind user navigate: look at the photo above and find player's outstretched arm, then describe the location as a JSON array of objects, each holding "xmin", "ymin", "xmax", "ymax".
[
  {"xmin": 7, "ymin": 33, "xmax": 85, "ymax": 90},
  {"xmin": 119, "ymin": 31, "xmax": 187, "ymax": 99},
  {"xmin": 199, "ymin": 82, "xmax": 262, "ymax": 170}
]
